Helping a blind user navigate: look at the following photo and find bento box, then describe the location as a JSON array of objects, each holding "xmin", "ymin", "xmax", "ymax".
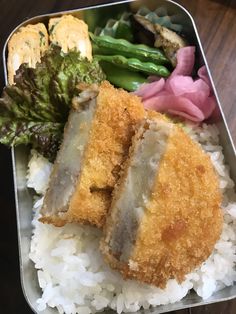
[{"xmin": 3, "ymin": 0, "xmax": 236, "ymax": 313}]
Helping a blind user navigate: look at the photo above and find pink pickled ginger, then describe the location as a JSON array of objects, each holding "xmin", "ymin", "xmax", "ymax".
[{"xmin": 134, "ymin": 47, "xmax": 216, "ymax": 122}]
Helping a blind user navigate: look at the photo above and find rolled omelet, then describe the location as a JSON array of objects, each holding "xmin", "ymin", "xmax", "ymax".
[
  {"xmin": 7, "ymin": 23, "xmax": 48, "ymax": 85},
  {"xmin": 101, "ymin": 111, "xmax": 223, "ymax": 288},
  {"xmin": 48, "ymin": 15, "xmax": 92, "ymax": 60},
  {"xmin": 40, "ymin": 81, "xmax": 145, "ymax": 227}
]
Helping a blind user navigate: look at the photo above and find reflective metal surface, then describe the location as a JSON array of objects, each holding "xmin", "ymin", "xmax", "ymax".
[{"xmin": 3, "ymin": 0, "xmax": 236, "ymax": 313}]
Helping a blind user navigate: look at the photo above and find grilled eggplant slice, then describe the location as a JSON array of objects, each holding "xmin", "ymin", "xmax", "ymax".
[{"xmin": 154, "ymin": 24, "xmax": 187, "ymax": 67}]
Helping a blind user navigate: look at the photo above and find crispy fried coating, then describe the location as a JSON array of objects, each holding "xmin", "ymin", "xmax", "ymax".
[
  {"xmin": 101, "ymin": 112, "xmax": 223, "ymax": 288},
  {"xmin": 40, "ymin": 81, "xmax": 145, "ymax": 227},
  {"xmin": 68, "ymin": 81, "xmax": 145, "ymax": 227}
]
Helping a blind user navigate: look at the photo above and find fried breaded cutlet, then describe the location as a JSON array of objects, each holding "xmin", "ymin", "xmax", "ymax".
[
  {"xmin": 101, "ymin": 111, "xmax": 223, "ymax": 288},
  {"xmin": 40, "ymin": 81, "xmax": 145, "ymax": 227},
  {"xmin": 48, "ymin": 15, "xmax": 92, "ymax": 60},
  {"xmin": 7, "ymin": 23, "xmax": 48, "ymax": 84}
]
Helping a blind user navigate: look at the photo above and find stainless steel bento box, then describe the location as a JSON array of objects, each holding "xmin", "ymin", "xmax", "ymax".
[{"xmin": 3, "ymin": 0, "xmax": 236, "ymax": 313}]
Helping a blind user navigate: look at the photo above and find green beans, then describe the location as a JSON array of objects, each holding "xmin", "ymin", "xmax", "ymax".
[
  {"xmin": 90, "ymin": 33, "xmax": 170, "ymax": 65},
  {"xmin": 95, "ymin": 55, "xmax": 170, "ymax": 77},
  {"xmin": 100, "ymin": 62, "xmax": 147, "ymax": 92},
  {"xmin": 90, "ymin": 32, "xmax": 171, "ymax": 91}
]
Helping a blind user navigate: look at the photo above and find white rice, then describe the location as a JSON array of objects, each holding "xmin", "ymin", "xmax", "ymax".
[
  {"xmin": 28, "ymin": 123, "xmax": 236, "ymax": 314},
  {"xmin": 27, "ymin": 150, "xmax": 52, "ymax": 195}
]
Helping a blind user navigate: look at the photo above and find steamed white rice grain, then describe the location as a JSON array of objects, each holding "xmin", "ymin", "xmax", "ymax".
[
  {"xmin": 29, "ymin": 123, "xmax": 236, "ymax": 313},
  {"xmin": 27, "ymin": 150, "xmax": 52, "ymax": 195}
]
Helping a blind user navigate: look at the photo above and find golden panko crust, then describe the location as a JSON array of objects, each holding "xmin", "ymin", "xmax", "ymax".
[
  {"xmin": 101, "ymin": 113, "xmax": 223, "ymax": 288},
  {"xmin": 67, "ymin": 81, "xmax": 145, "ymax": 227}
]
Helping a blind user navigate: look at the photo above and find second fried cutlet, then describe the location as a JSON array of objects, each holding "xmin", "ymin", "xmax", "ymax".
[
  {"xmin": 40, "ymin": 81, "xmax": 145, "ymax": 227},
  {"xmin": 101, "ymin": 111, "xmax": 223, "ymax": 288}
]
